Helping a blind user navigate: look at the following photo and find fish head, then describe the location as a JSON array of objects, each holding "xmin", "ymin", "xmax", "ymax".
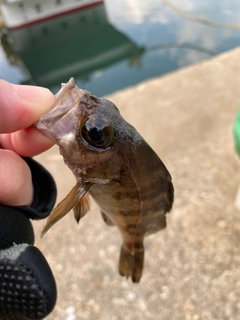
[{"xmin": 36, "ymin": 78, "xmax": 128, "ymax": 183}]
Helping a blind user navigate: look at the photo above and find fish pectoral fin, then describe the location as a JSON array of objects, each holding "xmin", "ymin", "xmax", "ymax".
[
  {"xmin": 41, "ymin": 182, "xmax": 92, "ymax": 237},
  {"xmin": 101, "ymin": 211, "xmax": 115, "ymax": 226},
  {"xmin": 119, "ymin": 245, "xmax": 144, "ymax": 283},
  {"xmin": 73, "ymin": 193, "xmax": 91, "ymax": 223}
]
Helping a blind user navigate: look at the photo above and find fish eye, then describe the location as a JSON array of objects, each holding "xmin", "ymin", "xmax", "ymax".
[{"xmin": 81, "ymin": 119, "xmax": 114, "ymax": 149}]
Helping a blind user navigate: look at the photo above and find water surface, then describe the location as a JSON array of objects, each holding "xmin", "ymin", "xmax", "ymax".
[{"xmin": 0, "ymin": 0, "xmax": 240, "ymax": 96}]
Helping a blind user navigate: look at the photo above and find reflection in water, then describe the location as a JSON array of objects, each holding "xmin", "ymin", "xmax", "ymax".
[
  {"xmin": 1, "ymin": 33, "xmax": 19, "ymax": 65},
  {"xmin": 1, "ymin": 0, "xmax": 240, "ymax": 95},
  {"xmin": 2, "ymin": 3, "xmax": 144, "ymax": 92},
  {"xmin": 147, "ymin": 43, "xmax": 215, "ymax": 57},
  {"xmin": 161, "ymin": 0, "xmax": 240, "ymax": 30}
]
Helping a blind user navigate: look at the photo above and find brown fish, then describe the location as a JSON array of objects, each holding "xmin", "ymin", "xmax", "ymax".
[{"xmin": 35, "ymin": 78, "xmax": 174, "ymax": 282}]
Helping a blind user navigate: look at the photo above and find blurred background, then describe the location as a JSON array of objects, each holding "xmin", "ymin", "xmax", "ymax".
[{"xmin": 0, "ymin": 0, "xmax": 240, "ymax": 96}]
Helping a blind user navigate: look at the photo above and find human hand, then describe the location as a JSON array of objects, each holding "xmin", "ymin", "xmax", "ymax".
[
  {"xmin": 0, "ymin": 79, "xmax": 55, "ymax": 206},
  {"xmin": 0, "ymin": 80, "xmax": 57, "ymax": 319}
]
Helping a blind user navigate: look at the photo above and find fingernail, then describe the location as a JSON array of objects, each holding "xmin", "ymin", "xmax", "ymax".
[{"xmin": 13, "ymin": 84, "xmax": 53, "ymax": 104}]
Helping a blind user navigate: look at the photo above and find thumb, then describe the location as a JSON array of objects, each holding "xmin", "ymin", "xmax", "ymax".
[{"xmin": 0, "ymin": 80, "xmax": 55, "ymax": 133}]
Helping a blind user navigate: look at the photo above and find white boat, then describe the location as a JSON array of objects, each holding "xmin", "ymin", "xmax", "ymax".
[{"xmin": 0, "ymin": 0, "xmax": 104, "ymax": 29}]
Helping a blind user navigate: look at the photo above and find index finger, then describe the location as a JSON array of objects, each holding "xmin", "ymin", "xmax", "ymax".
[{"xmin": 0, "ymin": 79, "xmax": 55, "ymax": 133}]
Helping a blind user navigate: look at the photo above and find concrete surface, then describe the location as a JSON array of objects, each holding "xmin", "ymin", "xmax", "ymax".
[{"xmin": 34, "ymin": 47, "xmax": 240, "ymax": 320}]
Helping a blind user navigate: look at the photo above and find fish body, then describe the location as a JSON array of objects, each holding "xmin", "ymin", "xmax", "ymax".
[{"xmin": 36, "ymin": 78, "xmax": 174, "ymax": 282}]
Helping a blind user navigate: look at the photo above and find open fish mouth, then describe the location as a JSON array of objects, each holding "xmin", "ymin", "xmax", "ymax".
[{"xmin": 35, "ymin": 78, "xmax": 85, "ymax": 145}]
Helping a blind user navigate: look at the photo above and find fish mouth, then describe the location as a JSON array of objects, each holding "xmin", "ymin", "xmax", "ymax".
[{"xmin": 35, "ymin": 78, "xmax": 85, "ymax": 145}]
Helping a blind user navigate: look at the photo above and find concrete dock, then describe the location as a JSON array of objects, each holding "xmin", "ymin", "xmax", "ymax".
[{"xmin": 34, "ymin": 47, "xmax": 240, "ymax": 320}]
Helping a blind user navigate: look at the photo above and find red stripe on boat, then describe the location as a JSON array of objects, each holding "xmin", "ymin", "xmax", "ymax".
[{"xmin": 7, "ymin": 0, "xmax": 104, "ymax": 30}]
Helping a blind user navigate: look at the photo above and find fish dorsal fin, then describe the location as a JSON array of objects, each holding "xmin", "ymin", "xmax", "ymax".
[
  {"xmin": 41, "ymin": 182, "xmax": 92, "ymax": 237},
  {"xmin": 73, "ymin": 193, "xmax": 91, "ymax": 223}
]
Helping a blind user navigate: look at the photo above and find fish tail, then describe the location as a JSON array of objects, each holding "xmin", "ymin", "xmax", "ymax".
[{"xmin": 118, "ymin": 245, "xmax": 144, "ymax": 283}]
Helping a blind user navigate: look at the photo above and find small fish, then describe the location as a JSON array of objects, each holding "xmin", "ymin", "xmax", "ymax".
[{"xmin": 35, "ymin": 78, "xmax": 174, "ymax": 282}]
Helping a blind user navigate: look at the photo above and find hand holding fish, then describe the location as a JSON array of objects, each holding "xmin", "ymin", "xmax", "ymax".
[
  {"xmin": 0, "ymin": 80, "xmax": 57, "ymax": 319},
  {"xmin": 0, "ymin": 79, "xmax": 55, "ymax": 206},
  {"xmin": 36, "ymin": 78, "xmax": 174, "ymax": 282}
]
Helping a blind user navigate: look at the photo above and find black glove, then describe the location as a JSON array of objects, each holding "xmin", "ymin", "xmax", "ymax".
[{"xmin": 0, "ymin": 158, "xmax": 57, "ymax": 320}]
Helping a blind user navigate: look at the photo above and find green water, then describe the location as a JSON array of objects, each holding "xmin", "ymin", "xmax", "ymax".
[{"xmin": 1, "ymin": 0, "xmax": 240, "ymax": 96}]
